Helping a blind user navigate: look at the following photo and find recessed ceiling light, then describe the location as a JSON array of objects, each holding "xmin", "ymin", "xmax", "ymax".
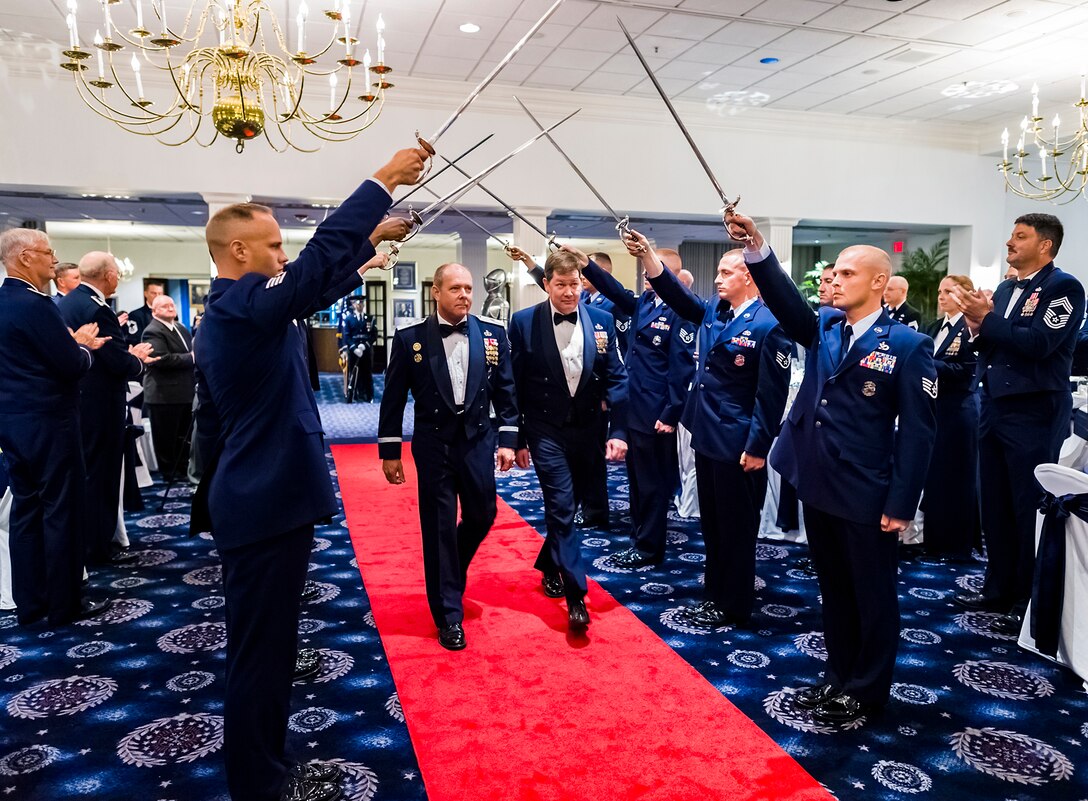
[
  {"xmin": 759, "ymin": 57, "xmax": 779, "ymax": 65},
  {"xmin": 706, "ymin": 89, "xmax": 771, "ymax": 109},
  {"xmin": 941, "ymin": 79, "xmax": 1018, "ymax": 99},
  {"xmin": 460, "ymin": 22, "xmax": 480, "ymax": 34}
]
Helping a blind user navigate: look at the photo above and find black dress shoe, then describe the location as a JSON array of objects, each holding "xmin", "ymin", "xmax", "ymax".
[
  {"xmin": 793, "ymin": 683, "xmax": 841, "ymax": 710},
  {"xmin": 110, "ymin": 548, "xmax": 139, "ymax": 564},
  {"xmin": 73, "ymin": 598, "xmax": 112, "ymax": 622},
  {"xmin": 689, "ymin": 601, "xmax": 730, "ymax": 628},
  {"xmin": 541, "ymin": 573, "xmax": 565, "ymax": 599},
  {"xmin": 991, "ymin": 613, "xmax": 1023, "ymax": 637},
  {"xmin": 438, "ymin": 622, "xmax": 466, "ymax": 651},
  {"xmin": 301, "ymin": 580, "xmax": 321, "ymax": 604},
  {"xmin": 293, "ymin": 648, "xmax": 322, "ymax": 681},
  {"xmin": 577, "ymin": 515, "xmax": 609, "ymax": 529},
  {"xmin": 811, "ymin": 693, "xmax": 876, "ymax": 725},
  {"xmin": 280, "ymin": 775, "xmax": 342, "ymax": 801},
  {"xmin": 609, "ymin": 549, "xmax": 662, "ymax": 569},
  {"xmin": 290, "ymin": 762, "xmax": 342, "ymax": 785},
  {"xmin": 953, "ymin": 592, "xmax": 1009, "ymax": 612},
  {"xmin": 567, "ymin": 598, "xmax": 590, "ymax": 630}
]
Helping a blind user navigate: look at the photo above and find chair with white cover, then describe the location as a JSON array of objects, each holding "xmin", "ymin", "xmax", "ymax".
[{"xmin": 1018, "ymin": 463, "xmax": 1088, "ymax": 689}]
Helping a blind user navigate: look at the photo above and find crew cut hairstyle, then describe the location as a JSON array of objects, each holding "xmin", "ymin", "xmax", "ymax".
[
  {"xmin": 1015, "ymin": 212, "xmax": 1063, "ymax": 258},
  {"xmin": 205, "ymin": 202, "xmax": 275, "ymax": 255},
  {"xmin": 544, "ymin": 249, "xmax": 581, "ymax": 281}
]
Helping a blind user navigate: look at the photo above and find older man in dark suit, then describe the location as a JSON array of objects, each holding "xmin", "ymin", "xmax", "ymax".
[
  {"xmin": 0, "ymin": 228, "xmax": 111, "ymax": 626},
  {"xmin": 379, "ymin": 263, "xmax": 518, "ymax": 650},
  {"xmin": 508, "ymin": 248, "xmax": 628, "ymax": 630},
  {"xmin": 142, "ymin": 294, "xmax": 195, "ymax": 481},
  {"xmin": 59, "ymin": 252, "xmax": 156, "ymax": 566},
  {"xmin": 192, "ymin": 147, "xmax": 426, "ymax": 801}
]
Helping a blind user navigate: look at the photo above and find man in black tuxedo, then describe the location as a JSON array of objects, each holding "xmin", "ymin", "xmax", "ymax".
[
  {"xmin": 59, "ymin": 252, "xmax": 156, "ymax": 566},
  {"xmin": 142, "ymin": 294, "xmax": 195, "ymax": 481},
  {"xmin": 125, "ymin": 278, "xmax": 166, "ymax": 344},
  {"xmin": 508, "ymin": 248, "xmax": 628, "ymax": 630},
  {"xmin": 379, "ymin": 263, "xmax": 519, "ymax": 650},
  {"xmin": 883, "ymin": 276, "xmax": 922, "ymax": 330}
]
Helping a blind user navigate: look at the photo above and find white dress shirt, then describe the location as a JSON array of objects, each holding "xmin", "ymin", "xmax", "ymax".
[
  {"xmin": 1004, "ymin": 270, "xmax": 1039, "ymax": 318},
  {"xmin": 438, "ymin": 313, "xmax": 469, "ymax": 406},
  {"xmin": 550, "ymin": 302, "xmax": 583, "ymax": 396},
  {"xmin": 933, "ymin": 312, "xmax": 962, "ymax": 353}
]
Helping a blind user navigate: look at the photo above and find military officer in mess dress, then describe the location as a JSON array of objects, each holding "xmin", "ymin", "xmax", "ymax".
[
  {"xmin": 0, "ymin": 229, "xmax": 111, "ymax": 627},
  {"xmin": 950, "ymin": 213, "xmax": 1085, "ymax": 635},
  {"xmin": 508, "ymin": 248, "xmax": 628, "ymax": 630},
  {"xmin": 378, "ymin": 263, "xmax": 518, "ymax": 652},
  {"xmin": 580, "ymin": 246, "xmax": 697, "ymax": 569},
  {"xmin": 726, "ymin": 211, "xmax": 937, "ymax": 726},
  {"xmin": 623, "ymin": 231, "xmax": 791, "ymax": 628},
  {"xmin": 191, "ymin": 147, "xmax": 426, "ymax": 801}
]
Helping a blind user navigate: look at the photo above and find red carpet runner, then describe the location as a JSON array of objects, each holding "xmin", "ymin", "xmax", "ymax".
[{"xmin": 333, "ymin": 444, "xmax": 831, "ymax": 801}]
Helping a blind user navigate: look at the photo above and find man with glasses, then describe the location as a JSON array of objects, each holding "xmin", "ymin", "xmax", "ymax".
[{"xmin": 0, "ymin": 228, "xmax": 112, "ymax": 626}]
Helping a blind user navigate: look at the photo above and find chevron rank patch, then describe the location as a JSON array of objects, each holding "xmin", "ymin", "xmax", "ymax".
[
  {"xmin": 1043, "ymin": 297, "xmax": 1074, "ymax": 329},
  {"xmin": 922, "ymin": 376, "xmax": 938, "ymax": 398},
  {"xmin": 776, "ymin": 351, "xmax": 791, "ymax": 369},
  {"xmin": 616, "ymin": 320, "xmax": 630, "ymax": 332},
  {"xmin": 265, "ymin": 272, "xmax": 286, "ymax": 289},
  {"xmin": 679, "ymin": 328, "xmax": 694, "ymax": 344},
  {"xmin": 860, "ymin": 351, "xmax": 897, "ymax": 373}
]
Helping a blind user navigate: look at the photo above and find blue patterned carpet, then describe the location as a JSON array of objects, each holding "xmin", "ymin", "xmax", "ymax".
[
  {"xmin": 0, "ymin": 452, "xmax": 425, "ymax": 801},
  {"xmin": 315, "ymin": 374, "xmax": 413, "ymax": 443},
  {"xmin": 497, "ymin": 462, "xmax": 1088, "ymax": 801}
]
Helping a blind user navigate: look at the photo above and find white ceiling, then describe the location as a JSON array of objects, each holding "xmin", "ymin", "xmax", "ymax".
[{"xmin": 3, "ymin": 0, "xmax": 1087, "ymax": 128}]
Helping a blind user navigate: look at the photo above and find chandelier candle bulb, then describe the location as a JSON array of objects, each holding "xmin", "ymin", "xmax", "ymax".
[
  {"xmin": 1031, "ymin": 83, "xmax": 1040, "ymax": 119},
  {"xmin": 1002, "ymin": 128, "xmax": 1009, "ymax": 164},
  {"xmin": 377, "ymin": 14, "xmax": 385, "ymax": 62},
  {"xmin": 94, "ymin": 30, "xmax": 104, "ymax": 78},
  {"xmin": 67, "ymin": 14, "xmax": 78, "ymax": 48},
  {"xmin": 329, "ymin": 72, "xmax": 337, "ymax": 112},
  {"xmin": 102, "ymin": 0, "xmax": 113, "ymax": 40},
  {"xmin": 343, "ymin": 4, "xmax": 351, "ymax": 56},
  {"xmin": 135, "ymin": 0, "xmax": 143, "ymax": 30},
  {"xmin": 131, "ymin": 53, "xmax": 144, "ymax": 99},
  {"xmin": 1039, "ymin": 147, "xmax": 1048, "ymax": 178},
  {"xmin": 159, "ymin": 0, "xmax": 167, "ymax": 33},
  {"xmin": 297, "ymin": 3, "xmax": 308, "ymax": 53}
]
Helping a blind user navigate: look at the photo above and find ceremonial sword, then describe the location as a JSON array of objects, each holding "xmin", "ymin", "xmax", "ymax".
[
  {"xmin": 514, "ymin": 96, "xmax": 642, "ymax": 250},
  {"xmin": 393, "ymin": 134, "xmax": 494, "ymax": 208},
  {"xmin": 382, "ymin": 109, "xmax": 580, "ymax": 266},
  {"xmin": 413, "ymin": 0, "xmax": 565, "ymax": 179},
  {"xmin": 617, "ymin": 17, "xmax": 744, "ymax": 220}
]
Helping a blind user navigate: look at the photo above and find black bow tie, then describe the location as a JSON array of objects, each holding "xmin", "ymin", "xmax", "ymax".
[
  {"xmin": 718, "ymin": 306, "xmax": 734, "ymax": 324},
  {"xmin": 554, "ymin": 311, "xmax": 577, "ymax": 325},
  {"xmin": 942, "ymin": 320, "xmax": 954, "ymax": 332},
  {"xmin": 439, "ymin": 320, "xmax": 467, "ymax": 338},
  {"xmin": 1014, "ymin": 278, "xmax": 1031, "ymax": 290}
]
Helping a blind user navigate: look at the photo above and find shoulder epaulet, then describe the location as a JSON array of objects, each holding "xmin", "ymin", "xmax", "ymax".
[
  {"xmin": 475, "ymin": 314, "xmax": 506, "ymax": 328},
  {"xmin": 24, "ymin": 285, "xmax": 49, "ymax": 298},
  {"xmin": 91, "ymin": 295, "xmax": 109, "ymax": 307},
  {"xmin": 396, "ymin": 317, "xmax": 427, "ymax": 330}
]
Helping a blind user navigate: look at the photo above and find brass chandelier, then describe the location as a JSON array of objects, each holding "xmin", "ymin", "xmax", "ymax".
[
  {"xmin": 999, "ymin": 80, "xmax": 1088, "ymax": 204},
  {"xmin": 59, "ymin": 0, "xmax": 395, "ymax": 153}
]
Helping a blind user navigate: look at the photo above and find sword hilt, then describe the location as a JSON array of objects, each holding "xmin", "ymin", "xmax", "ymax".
[
  {"xmin": 614, "ymin": 216, "xmax": 645, "ymax": 253},
  {"xmin": 547, "ymin": 233, "xmax": 561, "ymax": 251},
  {"xmin": 721, "ymin": 195, "xmax": 752, "ymax": 243},
  {"xmin": 380, "ymin": 242, "xmax": 400, "ymax": 270},
  {"xmin": 414, "ymin": 130, "xmax": 436, "ymax": 184}
]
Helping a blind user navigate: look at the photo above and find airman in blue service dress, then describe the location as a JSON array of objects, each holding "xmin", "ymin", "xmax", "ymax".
[
  {"xmin": 508, "ymin": 293, "xmax": 627, "ymax": 627},
  {"xmin": 952, "ymin": 214, "xmax": 1085, "ymax": 624},
  {"xmin": 378, "ymin": 311, "xmax": 518, "ymax": 646},
  {"xmin": 0, "ymin": 272, "xmax": 96, "ymax": 626},
  {"xmin": 579, "ymin": 257, "xmax": 696, "ymax": 567},
  {"xmin": 59, "ymin": 281, "xmax": 145, "ymax": 564},
  {"xmin": 192, "ymin": 152, "xmax": 421, "ymax": 801},
  {"xmin": 921, "ymin": 309, "xmax": 979, "ymax": 562},
  {"xmin": 733, "ymin": 216, "xmax": 937, "ymax": 725},
  {"xmin": 643, "ymin": 252, "xmax": 791, "ymax": 626}
]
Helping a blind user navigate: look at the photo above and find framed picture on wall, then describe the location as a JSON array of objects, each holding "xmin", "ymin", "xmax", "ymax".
[
  {"xmin": 392, "ymin": 261, "xmax": 416, "ymax": 290},
  {"xmin": 189, "ymin": 280, "xmax": 210, "ymax": 308},
  {"xmin": 393, "ymin": 298, "xmax": 416, "ymax": 329}
]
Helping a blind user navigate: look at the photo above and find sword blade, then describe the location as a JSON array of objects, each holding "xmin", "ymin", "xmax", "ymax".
[
  {"xmin": 424, "ymin": 0, "xmax": 565, "ymax": 147},
  {"xmin": 437, "ymin": 156, "xmax": 552, "ymax": 242},
  {"xmin": 617, "ymin": 17, "xmax": 731, "ymax": 206},
  {"xmin": 394, "ymin": 134, "xmax": 494, "ymax": 207},
  {"xmin": 419, "ymin": 182, "xmax": 511, "ymax": 249},
  {"xmin": 416, "ymin": 109, "xmax": 580, "ymax": 231},
  {"xmin": 514, "ymin": 96, "xmax": 625, "ymax": 225}
]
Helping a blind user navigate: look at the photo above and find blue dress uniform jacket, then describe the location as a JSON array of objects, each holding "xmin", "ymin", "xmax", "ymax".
[
  {"xmin": 378, "ymin": 314, "xmax": 518, "ymax": 459},
  {"xmin": 747, "ymin": 249, "xmax": 938, "ymax": 526},
  {"xmin": 59, "ymin": 283, "xmax": 144, "ymax": 562},
  {"xmin": 975, "ymin": 264, "xmax": 1085, "ymax": 397},
  {"xmin": 921, "ymin": 316, "xmax": 980, "ymax": 558},
  {"xmin": 0, "ymin": 277, "xmax": 93, "ymax": 625},
  {"xmin": 648, "ymin": 266, "xmax": 791, "ymax": 463},
  {"xmin": 586, "ymin": 291, "xmax": 631, "ymax": 355},
  {"xmin": 508, "ymin": 301, "xmax": 627, "ymax": 444},
  {"xmin": 509, "ymin": 300, "xmax": 627, "ymax": 600},
  {"xmin": 581, "ymin": 259, "xmax": 696, "ymax": 433},
  {"xmin": 377, "ymin": 313, "xmax": 518, "ymax": 627},
  {"xmin": 194, "ymin": 178, "xmax": 391, "ymax": 551}
]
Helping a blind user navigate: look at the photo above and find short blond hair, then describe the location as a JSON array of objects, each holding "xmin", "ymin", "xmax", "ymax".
[{"xmin": 206, "ymin": 202, "xmax": 274, "ymax": 256}]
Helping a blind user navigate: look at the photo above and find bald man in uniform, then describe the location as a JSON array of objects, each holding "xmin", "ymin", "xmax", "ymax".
[
  {"xmin": 884, "ymin": 276, "xmax": 922, "ymax": 330},
  {"xmin": 728, "ymin": 212, "xmax": 936, "ymax": 726},
  {"xmin": 192, "ymin": 147, "xmax": 426, "ymax": 801}
]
